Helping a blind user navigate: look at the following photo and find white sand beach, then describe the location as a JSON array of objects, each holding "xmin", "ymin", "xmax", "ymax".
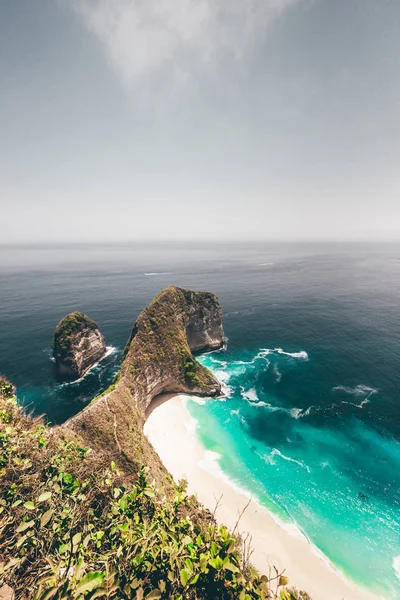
[{"xmin": 144, "ymin": 394, "xmax": 381, "ymax": 600}]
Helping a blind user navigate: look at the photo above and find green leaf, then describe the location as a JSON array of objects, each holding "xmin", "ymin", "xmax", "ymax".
[
  {"xmin": 23, "ymin": 501, "xmax": 35, "ymax": 510},
  {"xmin": 75, "ymin": 571, "xmax": 105, "ymax": 594},
  {"xmin": 119, "ymin": 495, "xmax": 128, "ymax": 511},
  {"xmin": 146, "ymin": 590, "xmax": 162, "ymax": 599},
  {"xmin": 40, "ymin": 509, "xmax": 53, "ymax": 528},
  {"xmin": 38, "ymin": 492, "xmax": 52, "ymax": 502},
  {"xmin": 72, "ymin": 532, "xmax": 82, "ymax": 547},
  {"xmin": 279, "ymin": 575, "xmax": 289, "ymax": 587},
  {"xmin": 184, "ymin": 558, "xmax": 193, "ymax": 574},
  {"xmin": 211, "ymin": 541, "xmax": 218, "ymax": 557},
  {"xmin": 223, "ymin": 561, "xmax": 239, "ymax": 573},
  {"xmin": 209, "ymin": 557, "xmax": 224, "ymax": 571},
  {"xmin": 189, "ymin": 573, "xmax": 199, "ymax": 586},
  {"xmin": 59, "ymin": 543, "xmax": 69, "ymax": 555},
  {"xmin": 11, "ymin": 500, "xmax": 22, "ymax": 508},
  {"xmin": 180, "ymin": 569, "xmax": 189, "ymax": 586},
  {"xmin": 16, "ymin": 520, "xmax": 34, "ymax": 533}
]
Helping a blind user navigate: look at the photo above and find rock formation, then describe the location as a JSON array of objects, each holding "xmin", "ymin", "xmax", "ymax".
[
  {"xmin": 53, "ymin": 312, "xmax": 106, "ymax": 381},
  {"xmin": 61, "ymin": 286, "xmax": 224, "ymax": 476}
]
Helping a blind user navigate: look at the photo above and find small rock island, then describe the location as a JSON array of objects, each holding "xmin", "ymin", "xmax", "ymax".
[{"xmin": 53, "ymin": 312, "xmax": 106, "ymax": 381}]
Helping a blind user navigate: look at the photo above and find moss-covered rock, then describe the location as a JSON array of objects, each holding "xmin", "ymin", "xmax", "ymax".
[{"xmin": 53, "ymin": 312, "xmax": 106, "ymax": 381}]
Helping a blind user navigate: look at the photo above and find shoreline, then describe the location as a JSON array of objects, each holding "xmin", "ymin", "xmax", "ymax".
[{"xmin": 144, "ymin": 394, "xmax": 381, "ymax": 600}]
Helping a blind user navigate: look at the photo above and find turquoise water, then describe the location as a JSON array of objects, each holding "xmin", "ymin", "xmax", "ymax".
[
  {"xmin": 1, "ymin": 242, "xmax": 400, "ymax": 597},
  {"xmin": 188, "ymin": 350, "xmax": 400, "ymax": 598}
]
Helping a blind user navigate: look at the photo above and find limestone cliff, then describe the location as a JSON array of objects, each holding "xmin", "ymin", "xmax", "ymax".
[
  {"xmin": 61, "ymin": 286, "xmax": 224, "ymax": 481},
  {"xmin": 53, "ymin": 312, "xmax": 106, "ymax": 381}
]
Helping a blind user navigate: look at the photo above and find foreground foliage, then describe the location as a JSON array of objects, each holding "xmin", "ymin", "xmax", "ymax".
[{"xmin": 0, "ymin": 383, "xmax": 310, "ymax": 600}]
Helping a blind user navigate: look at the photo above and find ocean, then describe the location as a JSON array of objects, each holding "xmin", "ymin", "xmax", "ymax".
[{"xmin": 0, "ymin": 242, "xmax": 399, "ymax": 598}]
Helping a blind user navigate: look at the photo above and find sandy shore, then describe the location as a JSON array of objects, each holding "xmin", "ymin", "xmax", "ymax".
[{"xmin": 144, "ymin": 394, "xmax": 381, "ymax": 600}]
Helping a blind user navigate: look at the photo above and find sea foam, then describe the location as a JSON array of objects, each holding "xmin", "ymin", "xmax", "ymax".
[
  {"xmin": 57, "ymin": 346, "xmax": 117, "ymax": 387},
  {"xmin": 393, "ymin": 556, "xmax": 400, "ymax": 580},
  {"xmin": 333, "ymin": 384, "xmax": 377, "ymax": 408},
  {"xmin": 264, "ymin": 448, "xmax": 311, "ymax": 473}
]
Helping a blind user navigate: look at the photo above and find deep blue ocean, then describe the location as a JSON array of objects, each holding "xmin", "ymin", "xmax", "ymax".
[{"xmin": 0, "ymin": 242, "xmax": 399, "ymax": 597}]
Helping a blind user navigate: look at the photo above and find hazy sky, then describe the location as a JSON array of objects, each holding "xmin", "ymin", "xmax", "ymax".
[{"xmin": 1, "ymin": 0, "xmax": 400, "ymax": 243}]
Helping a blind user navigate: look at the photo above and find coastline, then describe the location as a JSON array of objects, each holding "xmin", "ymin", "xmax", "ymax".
[{"xmin": 144, "ymin": 394, "xmax": 381, "ymax": 600}]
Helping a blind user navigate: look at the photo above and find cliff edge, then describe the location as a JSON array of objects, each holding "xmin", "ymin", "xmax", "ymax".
[
  {"xmin": 61, "ymin": 286, "xmax": 224, "ymax": 482},
  {"xmin": 53, "ymin": 312, "xmax": 106, "ymax": 381}
]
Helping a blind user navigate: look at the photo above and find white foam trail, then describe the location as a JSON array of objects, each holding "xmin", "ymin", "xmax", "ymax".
[
  {"xmin": 393, "ymin": 556, "xmax": 400, "ymax": 580},
  {"xmin": 274, "ymin": 348, "xmax": 309, "ymax": 360},
  {"xmin": 333, "ymin": 384, "xmax": 377, "ymax": 408},
  {"xmin": 258, "ymin": 262, "xmax": 274, "ymax": 266},
  {"xmin": 241, "ymin": 387, "xmax": 258, "ymax": 402},
  {"xmin": 273, "ymin": 364, "xmax": 282, "ymax": 383},
  {"xmin": 191, "ymin": 397, "xmax": 207, "ymax": 405},
  {"xmin": 143, "ymin": 272, "xmax": 173, "ymax": 276},
  {"xmin": 290, "ymin": 408, "xmax": 303, "ymax": 419},
  {"xmin": 266, "ymin": 448, "xmax": 311, "ymax": 473},
  {"xmin": 333, "ymin": 384, "xmax": 377, "ymax": 396}
]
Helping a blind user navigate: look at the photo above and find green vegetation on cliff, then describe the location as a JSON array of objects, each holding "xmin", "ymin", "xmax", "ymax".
[
  {"xmin": 121, "ymin": 286, "xmax": 222, "ymax": 406},
  {"xmin": 0, "ymin": 383, "xmax": 310, "ymax": 600}
]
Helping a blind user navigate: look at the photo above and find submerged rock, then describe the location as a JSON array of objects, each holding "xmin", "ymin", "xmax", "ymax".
[{"xmin": 53, "ymin": 312, "xmax": 106, "ymax": 381}]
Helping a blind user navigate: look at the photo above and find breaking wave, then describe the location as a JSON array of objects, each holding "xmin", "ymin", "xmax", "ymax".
[
  {"xmin": 273, "ymin": 348, "xmax": 309, "ymax": 360},
  {"xmin": 57, "ymin": 346, "xmax": 117, "ymax": 387}
]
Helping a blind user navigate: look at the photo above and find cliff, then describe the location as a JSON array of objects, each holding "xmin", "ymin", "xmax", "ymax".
[
  {"xmin": 53, "ymin": 312, "xmax": 106, "ymax": 381},
  {"xmin": 61, "ymin": 286, "xmax": 224, "ymax": 480},
  {"xmin": 0, "ymin": 381, "xmax": 307, "ymax": 600}
]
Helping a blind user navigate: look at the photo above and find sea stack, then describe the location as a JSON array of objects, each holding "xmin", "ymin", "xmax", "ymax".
[{"xmin": 53, "ymin": 312, "xmax": 106, "ymax": 381}]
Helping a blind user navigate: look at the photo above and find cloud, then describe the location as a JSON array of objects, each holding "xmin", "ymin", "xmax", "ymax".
[{"xmin": 71, "ymin": 0, "xmax": 299, "ymax": 91}]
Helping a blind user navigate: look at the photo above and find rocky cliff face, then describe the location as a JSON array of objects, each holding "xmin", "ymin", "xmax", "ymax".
[
  {"xmin": 120, "ymin": 286, "xmax": 224, "ymax": 411},
  {"xmin": 53, "ymin": 312, "xmax": 106, "ymax": 381},
  {"xmin": 62, "ymin": 287, "xmax": 224, "ymax": 476}
]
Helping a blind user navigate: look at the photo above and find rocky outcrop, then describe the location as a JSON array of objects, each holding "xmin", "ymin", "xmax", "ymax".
[
  {"xmin": 121, "ymin": 286, "xmax": 224, "ymax": 410},
  {"xmin": 53, "ymin": 312, "xmax": 106, "ymax": 381},
  {"xmin": 62, "ymin": 287, "xmax": 224, "ymax": 475}
]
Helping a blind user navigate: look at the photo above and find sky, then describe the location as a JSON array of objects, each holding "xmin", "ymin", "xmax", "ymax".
[{"xmin": 1, "ymin": 0, "xmax": 400, "ymax": 243}]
